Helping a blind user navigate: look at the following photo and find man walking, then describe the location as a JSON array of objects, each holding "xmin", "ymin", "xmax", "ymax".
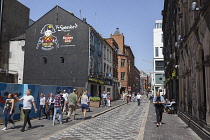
[
  {"xmin": 46, "ymin": 93, "xmax": 54, "ymax": 120},
  {"xmin": 15, "ymin": 89, "xmax": 37, "ymax": 132},
  {"xmin": 66, "ymin": 89, "xmax": 78, "ymax": 122},
  {"xmin": 136, "ymin": 92, "xmax": 141, "ymax": 106},
  {"xmin": 102, "ymin": 91, "xmax": 107, "ymax": 107},
  {"xmin": 52, "ymin": 90, "xmax": 63, "ymax": 125},
  {"xmin": 62, "ymin": 90, "xmax": 69, "ymax": 115},
  {"xmin": 153, "ymin": 92, "xmax": 165, "ymax": 127}
]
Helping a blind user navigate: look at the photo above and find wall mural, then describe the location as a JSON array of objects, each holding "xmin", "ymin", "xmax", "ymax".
[
  {"xmin": 36, "ymin": 24, "xmax": 59, "ymax": 51},
  {"xmin": 0, "ymin": 83, "xmax": 75, "ymax": 123},
  {"xmin": 36, "ymin": 23, "xmax": 78, "ymax": 50}
]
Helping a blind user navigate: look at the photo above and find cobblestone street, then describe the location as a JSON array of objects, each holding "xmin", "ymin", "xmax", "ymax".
[{"xmin": 44, "ymin": 101, "xmax": 148, "ymax": 140}]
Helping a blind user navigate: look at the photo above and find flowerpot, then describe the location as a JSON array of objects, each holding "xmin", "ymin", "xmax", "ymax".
[{"xmin": 89, "ymin": 101, "xmax": 100, "ymax": 107}]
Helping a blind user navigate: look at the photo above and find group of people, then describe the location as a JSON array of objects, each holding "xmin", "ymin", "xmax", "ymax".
[
  {"xmin": 153, "ymin": 92, "xmax": 177, "ymax": 127},
  {"xmin": 121, "ymin": 91, "xmax": 142, "ymax": 105},
  {"xmin": 2, "ymin": 89, "xmax": 91, "ymax": 132},
  {"xmin": 101, "ymin": 91, "xmax": 111, "ymax": 107}
]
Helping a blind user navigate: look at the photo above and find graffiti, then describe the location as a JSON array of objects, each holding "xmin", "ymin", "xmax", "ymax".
[
  {"xmin": 36, "ymin": 24, "xmax": 59, "ymax": 51},
  {"xmin": 0, "ymin": 83, "xmax": 75, "ymax": 123}
]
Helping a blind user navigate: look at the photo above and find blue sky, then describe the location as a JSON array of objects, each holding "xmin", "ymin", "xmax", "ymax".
[{"xmin": 18, "ymin": 0, "xmax": 164, "ymax": 72}]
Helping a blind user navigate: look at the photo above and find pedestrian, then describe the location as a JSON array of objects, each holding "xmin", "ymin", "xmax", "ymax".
[
  {"xmin": 153, "ymin": 92, "xmax": 165, "ymax": 127},
  {"xmin": 38, "ymin": 93, "xmax": 47, "ymax": 120},
  {"xmin": 131, "ymin": 92, "xmax": 135, "ymax": 102},
  {"xmin": 62, "ymin": 90, "xmax": 69, "ymax": 115},
  {"xmin": 81, "ymin": 92, "xmax": 89, "ymax": 120},
  {"xmin": 60, "ymin": 93, "xmax": 65, "ymax": 113},
  {"xmin": 102, "ymin": 91, "xmax": 107, "ymax": 107},
  {"xmin": 66, "ymin": 89, "xmax": 78, "ymax": 122},
  {"xmin": 2, "ymin": 93, "xmax": 15, "ymax": 131},
  {"xmin": 107, "ymin": 92, "xmax": 111, "ymax": 107},
  {"xmin": 87, "ymin": 91, "xmax": 91, "ymax": 112},
  {"xmin": 136, "ymin": 92, "xmax": 141, "ymax": 106},
  {"xmin": 134, "ymin": 92, "xmax": 137, "ymax": 102},
  {"xmin": 122, "ymin": 91, "xmax": 125, "ymax": 100},
  {"xmin": 15, "ymin": 89, "xmax": 37, "ymax": 132},
  {"xmin": 52, "ymin": 90, "xmax": 63, "ymax": 125},
  {"xmin": 46, "ymin": 93, "xmax": 54, "ymax": 120}
]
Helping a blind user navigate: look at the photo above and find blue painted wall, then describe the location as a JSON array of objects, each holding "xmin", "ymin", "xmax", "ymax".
[{"xmin": 0, "ymin": 83, "xmax": 75, "ymax": 123}]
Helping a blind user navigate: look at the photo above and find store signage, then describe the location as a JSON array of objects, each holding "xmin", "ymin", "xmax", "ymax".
[{"xmin": 88, "ymin": 78, "xmax": 105, "ymax": 85}]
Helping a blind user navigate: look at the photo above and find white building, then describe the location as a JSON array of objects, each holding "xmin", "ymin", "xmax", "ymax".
[
  {"xmin": 8, "ymin": 34, "xmax": 25, "ymax": 84},
  {"xmin": 153, "ymin": 20, "xmax": 165, "ymax": 96}
]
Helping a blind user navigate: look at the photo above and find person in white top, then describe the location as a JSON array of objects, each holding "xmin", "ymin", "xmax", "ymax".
[
  {"xmin": 136, "ymin": 93, "xmax": 142, "ymax": 106},
  {"xmin": 62, "ymin": 90, "xmax": 68, "ymax": 114},
  {"xmin": 102, "ymin": 91, "xmax": 107, "ymax": 107},
  {"xmin": 38, "ymin": 93, "xmax": 47, "ymax": 120},
  {"xmin": 15, "ymin": 89, "xmax": 37, "ymax": 132},
  {"xmin": 81, "ymin": 92, "xmax": 88, "ymax": 120}
]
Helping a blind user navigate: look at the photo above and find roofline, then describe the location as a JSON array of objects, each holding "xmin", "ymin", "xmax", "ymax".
[{"xmin": 104, "ymin": 38, "xmax": 119, "ymax": 49}]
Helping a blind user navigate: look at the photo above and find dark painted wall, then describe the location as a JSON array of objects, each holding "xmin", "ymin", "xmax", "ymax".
[
  {"xmin": 0, "ymin": 0, "xmax": 29, "ymax": 70},
  {"xmin": 23, "ymin": 6, "xmax": 90, "ymax": 87}
]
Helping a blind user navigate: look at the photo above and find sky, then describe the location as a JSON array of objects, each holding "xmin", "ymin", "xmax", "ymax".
[{"xmin": 18, "ymin": 0, "xmax": 164, "ymax": 72}]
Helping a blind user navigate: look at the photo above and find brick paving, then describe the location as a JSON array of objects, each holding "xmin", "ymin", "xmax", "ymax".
[{"xmin": 143, "ymin": 104, "xmax": 202, "ymax": 140}]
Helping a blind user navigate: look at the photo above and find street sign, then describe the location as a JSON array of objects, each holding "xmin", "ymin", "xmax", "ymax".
[{"xmin": 128, "ymin": 86, "xmax": 131, "ymax": 91}]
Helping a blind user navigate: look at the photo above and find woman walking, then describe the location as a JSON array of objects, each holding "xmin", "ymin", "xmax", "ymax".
[
  {"xmin": 38, "ymin": 93, "xmax": 47, "ymax": 120},
  {"xmin": 81, "ymin": 92, "xmax": 88, "ymax": 120},
  {"xmin": 107, "ymin": 92, "xmax": 111, "ymax": 107},
  {"xmin": 2, "ymin": 94, "xmax": 15, "ymax": 131}
]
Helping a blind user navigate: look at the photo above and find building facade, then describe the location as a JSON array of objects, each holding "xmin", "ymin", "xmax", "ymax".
[
  {"xmin": 0, "ymin": 0, "xmax": 29, "ymax": 82},
  {"xmin": 134, "ymin": 66, "xmax": 140, "ymax": 93},
  {"xmin": 105, "ymin": 38, "xmax": 119, "ymax": 100},
  {"xmin": 111, "ymin": 28, "xmax": 137, "ymax": 93},
  {"xmin": 8, "ymin": 34, "xmax": 26, "ymax": 84},
  {"xmin": 163, "ymin": 0, "xmax": 210, "ymax": 139},
  {"xmin": 153, "ymin": 20, "xmax": 165, "ymax": 96},
  {"xmin": 23, "ymin": 6, "xmax": 114, "ymax": 97},
  {"xmin": 111, "ymin": 28, "xmax": 128, "ymax": 93}
]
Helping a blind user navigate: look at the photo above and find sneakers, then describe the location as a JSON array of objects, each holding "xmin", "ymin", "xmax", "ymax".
[
  {"xmin": 156, "ymin": 123, "xmax": 159, "ymax": 127},
  {"xmin": 2, "ymin": 127, "xmax": 7, "ymax": 131},
  {"xmin": 159, "ymin": 122, "xmax": 162, "ymax": 126},
  {"xmin": 52, "ymin": 123, "xmax": 55, "ymax": 126}
]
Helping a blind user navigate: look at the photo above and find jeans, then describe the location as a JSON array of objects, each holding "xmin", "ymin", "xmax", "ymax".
[
  {"xmin": 38, "ymin": 105, "xmax": 47, "ymax": 119},
  {"xmin": 137, "ymin": 99, "xmax": 140, "ymax": 106},
  {"xmin": 103, "ymin": 98, "xmax": 107, "ymax": 106},
  {"xmin": 4, "ymin": 109, "xmax": 14, "ymax": 127},
  {"xmin": 52, "ymin": 108, "xmax": 62, "ymax": 124},
  {"xmin": 22, "ymin": 109, "xmax": 32, "ymax": 129},
  {"xmin": 67, "ymin": 103, "xmax": 76, "ymax": 118},
  {"xmin": 155, "ymin": 107, "xmax": 163, "ymax": 123},
  {"xmin": 47, "ymin": 104, "xmax": 54, "ymax": 120}
]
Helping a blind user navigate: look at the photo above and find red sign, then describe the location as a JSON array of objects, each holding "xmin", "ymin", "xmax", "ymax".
[
  {"xmin": 128, "ymin": 86, "xmax": 131, "ymax": 91},
  {"xmin": 63, "ymin": 33, "xmax": 73, "ymax": 44}
]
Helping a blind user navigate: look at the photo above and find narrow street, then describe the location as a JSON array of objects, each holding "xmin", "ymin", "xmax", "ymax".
[{"xmin": 0, "ymin": 97, "xmax": 202, "ymax": 140}]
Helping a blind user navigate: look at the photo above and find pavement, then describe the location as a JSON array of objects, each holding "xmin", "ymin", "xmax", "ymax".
[
  {"xmin": 0, "ymin": 100, "xmax": 126, "ymax": 140},
  {"xmin": 0, "ymin": 97, "xmax": 202, "ymax": 140},
  {"xmin": 143, "ymin": 103, "xmax": 202, "ymax": 140}
]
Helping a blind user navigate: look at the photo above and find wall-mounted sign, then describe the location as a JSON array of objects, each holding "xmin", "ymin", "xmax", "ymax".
[
  {"xmin": 63, "ymin": 33, "xmax": 73, "ymax": 44},
  {"xmin": 36, "ymin": 24, "xmax": 59, "ymax": 51},
  {"xmin": 55, "ymin": 23, "xmax": 78, "ymax": 32}
]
